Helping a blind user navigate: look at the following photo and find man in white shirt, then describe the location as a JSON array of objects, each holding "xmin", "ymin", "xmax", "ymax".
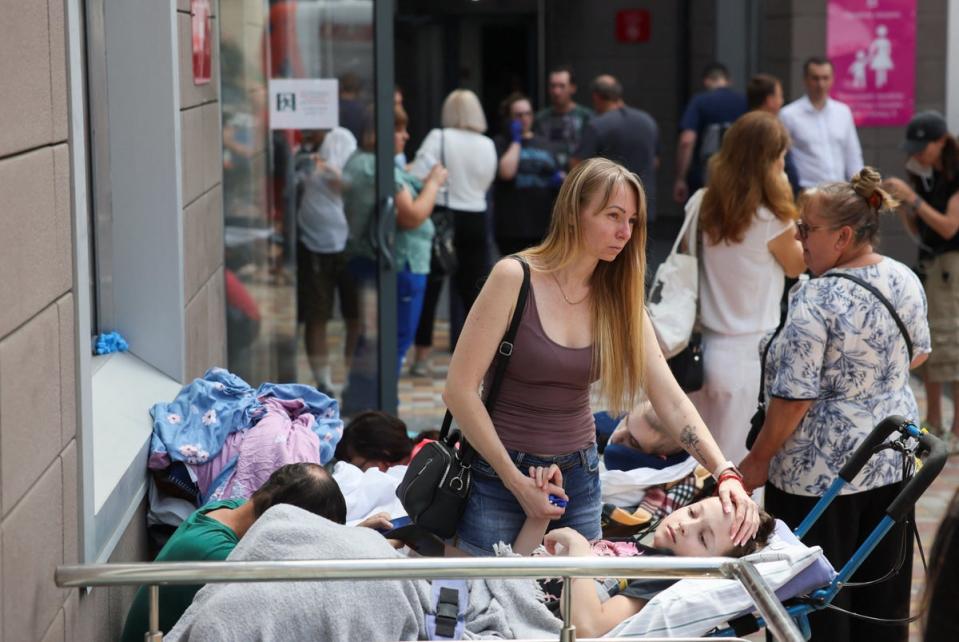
[{"xmin": 780, "ymin": 57, "xmax": 864, "ymax": 188}]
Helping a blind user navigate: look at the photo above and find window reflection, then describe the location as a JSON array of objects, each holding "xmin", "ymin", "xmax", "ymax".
[{"xmin": 220, "ymin": 0, "xmax": 378, "ymax": 410}]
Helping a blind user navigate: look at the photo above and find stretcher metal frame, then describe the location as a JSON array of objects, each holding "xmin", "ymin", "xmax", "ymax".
[
  {"xmin": 56, "ymin": 554, "xmax": 800, "ymax": 641},
  {"xmin": 709, "ymin": 415, "xmax": 949, "ymax": 639}
]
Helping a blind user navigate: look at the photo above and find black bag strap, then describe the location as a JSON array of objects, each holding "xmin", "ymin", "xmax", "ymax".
[
  {"xmin": 825, "ymin": 271, "xmax": 914, "ymax": 361},
  {"xmin": 758, "ymin": 271, "xmax": 914, "ymax": 406},
  {"xmin": 440, "ymin": 256, "xmax": 531, "ymax": 465},
  {"xmin": 757, "ymin": 312, "xmax": 787, "ymax": 406},
  {"xmin": 439, "ymin": 128, "xmax": 449, "ymax": 209}
]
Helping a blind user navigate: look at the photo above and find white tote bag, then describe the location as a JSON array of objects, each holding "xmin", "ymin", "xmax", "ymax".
[{"xmin": 647, "ymin": 189, "xmax": 704, "ymax": 358}]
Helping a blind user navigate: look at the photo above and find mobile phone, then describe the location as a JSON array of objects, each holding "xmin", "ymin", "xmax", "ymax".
[
  {"xmin": 372, "ymin": 514, "xmax": 412, "ymax": 533},
  {"xmin": 382, "ymin": 524, "xmax": 445, "ymax": 557}
]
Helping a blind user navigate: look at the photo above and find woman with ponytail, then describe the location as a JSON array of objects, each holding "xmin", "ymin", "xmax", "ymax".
[{"xmin": 741, "ymin": 167, "xmax": 931, "ymax": 642}]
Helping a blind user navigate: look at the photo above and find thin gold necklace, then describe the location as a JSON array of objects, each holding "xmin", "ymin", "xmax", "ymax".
[{"xmin": 551, "ymin": 271, "xmax": 590, "ymax": 305}]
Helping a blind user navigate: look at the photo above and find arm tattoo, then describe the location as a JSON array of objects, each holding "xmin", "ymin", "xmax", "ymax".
[{"xmin": 679, "ymin": 425, "xmax": 706, "ymax": 462}]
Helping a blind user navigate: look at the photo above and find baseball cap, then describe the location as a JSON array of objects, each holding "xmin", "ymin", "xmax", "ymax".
[{"xmin": 901, "ymin": 111, "xmax": 948, "ymax": 155}]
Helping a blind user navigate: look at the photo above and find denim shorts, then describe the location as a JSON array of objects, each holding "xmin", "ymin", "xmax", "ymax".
[{"xmin": 455, "ymin": 443, "xmax": 601, "ymax": 556}]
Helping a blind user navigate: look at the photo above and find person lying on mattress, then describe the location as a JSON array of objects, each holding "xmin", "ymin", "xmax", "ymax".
[{"xmin": 513, "ymin": 465, "xmax": 776, "ymax": 638}]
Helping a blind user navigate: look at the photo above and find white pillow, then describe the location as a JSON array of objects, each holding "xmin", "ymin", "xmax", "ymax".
[{"xmin": 606, "ymin": 532, "xmax": 824, "ymax": 638}]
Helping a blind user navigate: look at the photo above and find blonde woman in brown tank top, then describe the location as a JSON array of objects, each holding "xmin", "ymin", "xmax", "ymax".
[{"xmin": 444, "ymin": 157, "xmax": 760, "ymax": 556}]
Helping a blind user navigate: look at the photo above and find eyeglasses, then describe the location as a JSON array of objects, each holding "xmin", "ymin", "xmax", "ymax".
[{"xmin": 796, "ymin": 220, "xmax": 828, "ymax": 240}]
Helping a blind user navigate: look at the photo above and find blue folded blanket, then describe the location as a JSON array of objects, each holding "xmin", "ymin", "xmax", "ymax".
[{"xmin": 603, "ymin": 444, "xmax": 689, "ymax": 472}]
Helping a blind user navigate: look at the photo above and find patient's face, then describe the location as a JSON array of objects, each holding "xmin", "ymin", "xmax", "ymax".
[{"xmin": 652, "ymin": 497, "xmax": 737, "ymax": 557}]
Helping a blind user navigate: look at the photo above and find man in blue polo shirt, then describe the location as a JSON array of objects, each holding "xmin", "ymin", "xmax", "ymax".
[{"xmin": 672, "ymin": 62, "xmax": 747, "ymax": 203}]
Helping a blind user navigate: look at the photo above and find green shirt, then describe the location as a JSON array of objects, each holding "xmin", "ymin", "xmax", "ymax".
[
  {"xmin": 120, "ymin": 499, "xmax": 244, "ymax": 641},
  {"xmin": 343, "ymin": 151, "xmax": 434, "ymax": 273}
]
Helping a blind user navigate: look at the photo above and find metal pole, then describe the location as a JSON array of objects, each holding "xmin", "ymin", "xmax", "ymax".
[
  {"xmin": 56, "ymin": 555, "xmax": 734, "ymax": 587},
  {"xmin": 722, "ymin": 561, "xmax": 803, "ymax": 642},
  {"xmin": 559, "ymin": 575, "xmax": 576, "ymax": 642},
  {"xmin": 145, "ymin": 585, "xmax": 162, "ymax": 641}
]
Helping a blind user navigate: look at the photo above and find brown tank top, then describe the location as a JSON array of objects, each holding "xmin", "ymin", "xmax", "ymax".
[{"xmin": 484, "ymin": 284, "xmax": 597, "ymax": 455}]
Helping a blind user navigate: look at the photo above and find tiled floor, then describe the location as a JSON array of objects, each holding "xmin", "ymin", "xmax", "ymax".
[{"xmin": 396, "ymin": 342, "xmax": 959, "ymax": 641}]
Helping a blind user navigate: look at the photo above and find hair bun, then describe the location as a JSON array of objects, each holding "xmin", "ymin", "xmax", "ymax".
[{"xmin": 851, "ymin": 166, "xmax": 883, "ymax": 200}]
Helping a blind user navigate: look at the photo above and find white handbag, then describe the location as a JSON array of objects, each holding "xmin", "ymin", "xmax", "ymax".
[{"xmin": 646, "ymin": 189, "xmax": 703, "ymax": 358}]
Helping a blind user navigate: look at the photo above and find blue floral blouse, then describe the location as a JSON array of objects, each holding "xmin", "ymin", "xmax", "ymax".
[{"xmin": 762, "ymin": 258, "xmax": 930, "ymax": 496}]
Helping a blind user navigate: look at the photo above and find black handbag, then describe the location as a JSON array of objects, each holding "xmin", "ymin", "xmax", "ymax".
[
  {"xmin": 396, "ymin": 256, "xmax": 531, "ymax": 538},
  {"xmin": 668, "ymin": 332, "xmax": 704, "ymax": 392},
  {"xmin": 430, "ymin": 207, "xmax": 457, "ymax": 275},
  {"xmin": 745, "ymin": 271, "xmax": 914, "ymax": 450},
  {"xmin": 429, "ymin": 129, "xmax": 458, "ymax": 276}
]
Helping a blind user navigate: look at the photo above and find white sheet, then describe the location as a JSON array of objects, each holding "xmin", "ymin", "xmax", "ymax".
[
  {"xmin": 606, "ymin": 536, "xmax": 824, "ymax": 638},
  {"xmin": 600, "ymin": 457, "xmax": 699, "ymax": 506},
  {"xmin": 332, "ymin": 461, "xmax": 409, "ymax": 525}
]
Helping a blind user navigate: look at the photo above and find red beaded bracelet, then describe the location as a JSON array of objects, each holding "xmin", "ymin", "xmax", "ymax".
[{"xmin": 717, "ymin": 470, "xmax": 745, "ymax": 487}]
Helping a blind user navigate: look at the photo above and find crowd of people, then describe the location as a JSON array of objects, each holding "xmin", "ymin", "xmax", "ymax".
[{"xmin": 145, "ymin": 56, "xmax": 959, "ymax": 641}]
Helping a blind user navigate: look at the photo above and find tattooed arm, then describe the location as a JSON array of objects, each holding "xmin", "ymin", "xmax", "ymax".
[
  {"xmin": 640, "ymin": 313, "xmax": 760, "ymax": 545},
  {"xmin": 640, "ymin": 314, "xmax": 724, "ymax": 471}
]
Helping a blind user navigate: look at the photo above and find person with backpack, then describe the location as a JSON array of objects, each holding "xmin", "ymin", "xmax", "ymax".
[{"xmin": 672, "ymin": 62, "xmax": 747, "ymax": 204}]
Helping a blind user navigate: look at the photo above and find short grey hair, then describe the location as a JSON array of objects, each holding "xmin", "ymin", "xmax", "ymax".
[{"xmin": 441, "ymin": 89, "xmax": 488, "ymax": 133}]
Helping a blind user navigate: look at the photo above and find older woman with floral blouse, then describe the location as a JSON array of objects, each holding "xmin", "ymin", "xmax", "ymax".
[{"xmin": 740, "ymin": 167, "xmax": 930, "ymax": 642}]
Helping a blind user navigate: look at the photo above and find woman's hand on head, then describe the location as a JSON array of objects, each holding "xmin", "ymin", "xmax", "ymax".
[
  {"xmin": 544, "ymin": 527, "xmax": 591, "ymax": 557},
  {"xmin": 718, "ymin": 476, "xmax": 760, "ymax": 547}
]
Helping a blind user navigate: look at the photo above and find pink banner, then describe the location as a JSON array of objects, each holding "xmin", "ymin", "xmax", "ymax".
[{"xmin": 827, "ymin": 0, "xmax": 916, "ymax": 126}]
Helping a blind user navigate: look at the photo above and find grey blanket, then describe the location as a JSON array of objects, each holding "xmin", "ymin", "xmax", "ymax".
[{"xmin": 165, "ymin": 505, "xmax": 560, "ymax": 641}]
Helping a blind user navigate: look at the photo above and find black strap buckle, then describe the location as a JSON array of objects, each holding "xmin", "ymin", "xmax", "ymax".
[
  {"xmin": 435, "ymin": 587, "xmax": 460, "ymax": 637},
  {"xmin": 498, "ymin": 341, "xmax": 513, "ymax": 356}
]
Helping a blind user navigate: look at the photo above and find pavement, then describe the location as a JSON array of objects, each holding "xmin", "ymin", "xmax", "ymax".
[{"xmin": 397, "ymin": 334, "xmax": 959, "ymax": 641}]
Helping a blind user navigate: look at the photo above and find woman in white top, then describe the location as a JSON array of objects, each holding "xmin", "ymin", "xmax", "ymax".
[
  {"xmin": 687, "ymin": 111, "xmax": 805, "ymax": 465},
  {"xmin": 408, "ymin": 90, "xmax": 498, "ymax": 375}
]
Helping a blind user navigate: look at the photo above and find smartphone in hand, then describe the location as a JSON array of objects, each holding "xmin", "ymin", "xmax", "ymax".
[{"xmin": 382, "ymin": 523, "xmax": 445, "ymax": 557}]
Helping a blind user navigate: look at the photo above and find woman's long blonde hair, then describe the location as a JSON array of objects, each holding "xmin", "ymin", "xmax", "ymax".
[
  {"xmin": 522, "ymin": 158, "xmax": 647, "ymax": 415},
  {"xmin": 700, "ymin": 111, "xmax": 797, "ymax": 244}
]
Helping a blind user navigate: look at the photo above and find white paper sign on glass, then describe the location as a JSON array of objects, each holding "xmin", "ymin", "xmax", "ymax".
[{"xmin": 269, "ymin": 79, "xmax": 340, "ymax": 130}]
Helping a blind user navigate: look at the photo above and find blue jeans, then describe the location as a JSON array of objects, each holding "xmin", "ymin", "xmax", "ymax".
[
  {"xmin": 396, "ymin": 265, "xmax": 427, "ymax": 374},
  {"xmin": 456, "ymin": 444, "xmax": 601, "ymax": 556}
]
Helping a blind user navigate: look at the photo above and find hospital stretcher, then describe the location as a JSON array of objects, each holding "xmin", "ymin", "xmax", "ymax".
[{"xmin": 53, "ymin": 414, "xmax": 946, "ymax": 641}]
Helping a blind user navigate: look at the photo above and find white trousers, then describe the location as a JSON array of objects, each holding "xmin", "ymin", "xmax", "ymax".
[{"xmin": 688, "ymin": 329, "xmax": 765, "ymax": 466}]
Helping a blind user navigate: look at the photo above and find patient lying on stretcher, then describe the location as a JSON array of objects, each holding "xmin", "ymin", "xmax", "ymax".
[{"xmin": 513, "ymin": 465, "xmax": 776, "ymax": 638}]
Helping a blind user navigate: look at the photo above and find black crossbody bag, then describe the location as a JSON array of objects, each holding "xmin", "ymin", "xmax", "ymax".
[
  {"xmin": 746, "ymin": 272, "xmax": 914, "ymax": 450},
  {"xmin": 396, "ymin": 256, "xmax": 531, "ymax": 538}
]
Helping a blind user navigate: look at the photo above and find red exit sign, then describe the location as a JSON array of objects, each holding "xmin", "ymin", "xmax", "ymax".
[{"xmin": 616, "ymin": 9, "xmax": 650, "ymax": 43}]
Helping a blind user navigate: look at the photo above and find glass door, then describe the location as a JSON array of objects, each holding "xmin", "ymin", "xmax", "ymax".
[{"xmin": 219, "ymin": 0, "xmax": 397, "ymax": 414}]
